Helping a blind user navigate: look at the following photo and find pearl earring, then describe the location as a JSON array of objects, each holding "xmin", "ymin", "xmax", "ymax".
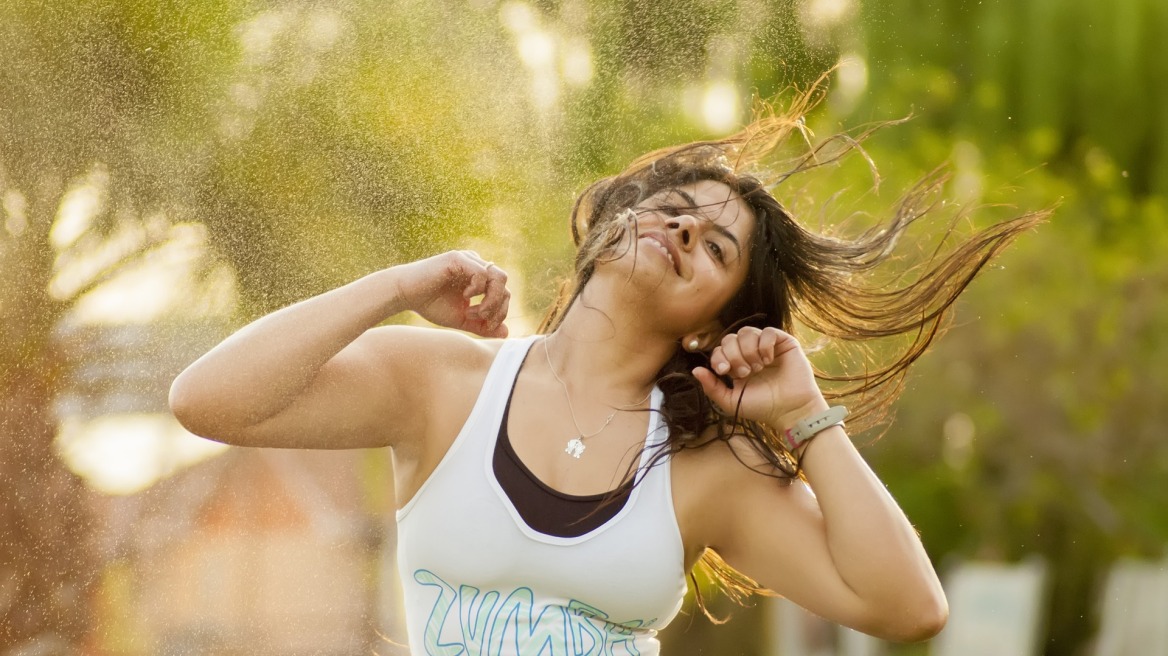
[{"xmin": 687, "ymin": 339, "xmax": 700, "ymax": 351}]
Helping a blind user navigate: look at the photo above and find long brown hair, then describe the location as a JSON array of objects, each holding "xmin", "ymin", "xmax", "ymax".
[{"xmin": 538, "ymin": 81, "xmax": 1050, "ymax": 616}]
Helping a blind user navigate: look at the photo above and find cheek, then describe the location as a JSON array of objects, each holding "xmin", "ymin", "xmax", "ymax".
[{"xmin": 685, "ymin": 278, "xmax": 737, "ymax": 319}]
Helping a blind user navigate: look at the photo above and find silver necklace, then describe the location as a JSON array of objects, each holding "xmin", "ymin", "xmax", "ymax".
[{"xmin": 544, "ymin": 338, "xmax": 617, "ymax": 459}]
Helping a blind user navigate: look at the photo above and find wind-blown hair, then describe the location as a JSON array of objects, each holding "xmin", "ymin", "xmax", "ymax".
[{"xmin": 537, "ymin": 82, "xmax": 1050, "ymax": 615}]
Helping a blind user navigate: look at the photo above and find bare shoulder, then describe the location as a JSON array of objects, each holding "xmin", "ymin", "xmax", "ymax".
[
  {"xmin": 355, "ymin": 324, "xmax": 503, "ymax": 445},
  {"xmin": 370, "ymin": 326, "xmax": 510, "ymax": 507}
]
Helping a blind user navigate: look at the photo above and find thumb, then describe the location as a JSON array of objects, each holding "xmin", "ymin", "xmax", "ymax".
[{"xmin": 692, "ymin": 366, "xmax": 736, "ymax": 412}]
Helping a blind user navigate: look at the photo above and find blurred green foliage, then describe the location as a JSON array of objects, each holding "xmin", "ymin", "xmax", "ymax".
[{"xmin": 2, "ymin": 0, "xmax": 1166, "ymax": 654}]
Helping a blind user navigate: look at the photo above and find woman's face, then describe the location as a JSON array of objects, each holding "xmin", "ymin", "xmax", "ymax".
[{"xmin": 606, "ymin": 179, "xmax": 756, "ymax": 333}]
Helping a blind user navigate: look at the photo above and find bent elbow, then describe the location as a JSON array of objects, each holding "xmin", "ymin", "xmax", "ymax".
[
  {"xmin": 168, "ymin": 374, "xmax": 233, "ymax": 445},
  {"xmin": 169, "ymin": 377, "xmax": 207, "ymax": 438},
  {"xmin": 909, "ymin": 597, "xmax": 949, "ymax": 642},
  {"xmin": 883, "ymin": 593, "xmax": 949, "ymax": 643}
]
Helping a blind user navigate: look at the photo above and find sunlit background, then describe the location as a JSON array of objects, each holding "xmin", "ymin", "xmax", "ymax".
[{"xmin": 2, "ymin": 0, "xmax": 1166, "ymax": 654}]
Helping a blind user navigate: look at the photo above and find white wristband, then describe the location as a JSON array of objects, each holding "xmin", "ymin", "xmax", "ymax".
[{"xmin": 782, "ymin": 405, "xmax": 848, "ymax": 451}]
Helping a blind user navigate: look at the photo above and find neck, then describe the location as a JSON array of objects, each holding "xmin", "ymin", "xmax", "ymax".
[{"xmin": 541, "ymin": 279, "xmax": 681, "ymax": 408}]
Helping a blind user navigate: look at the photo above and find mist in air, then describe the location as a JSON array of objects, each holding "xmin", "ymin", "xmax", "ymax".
[{"xmin": 2, "ymin": 0, "xmax": 1166, "ymax": 654}]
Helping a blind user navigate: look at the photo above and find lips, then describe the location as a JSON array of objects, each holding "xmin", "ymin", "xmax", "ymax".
[{"xmin": 639, "ymin": 232, "xmax": 681, "ymax": 275}]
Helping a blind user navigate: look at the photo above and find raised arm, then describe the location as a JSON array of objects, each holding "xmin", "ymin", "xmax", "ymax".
[
  {"xmin": 690, "ymin": 327, "xmax": 948, "ymax": 642},
  {"xmin": 169, "ymin": 251, "xmax": 511, "ymax": 450}
]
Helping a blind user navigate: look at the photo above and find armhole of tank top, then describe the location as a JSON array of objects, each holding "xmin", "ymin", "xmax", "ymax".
[
  {"xmin": 645, "ymin": 416, "xmax": 689, "ymax": 631},
  {"xmin": 640, "ymin": 401, "xmax": 687, "ymax": 589},
  {"xmin": 659, "ymin": 433, "xmax": 688, "ymax": 586},
  {"xmin": 396, "ymin": 335, "xmax": 540, "ymax": 521}
]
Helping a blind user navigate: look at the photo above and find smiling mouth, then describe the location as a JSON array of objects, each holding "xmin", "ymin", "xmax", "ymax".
[{"xmin": 640, "ymin": 234, "xmax": 679, "ymax": 274}]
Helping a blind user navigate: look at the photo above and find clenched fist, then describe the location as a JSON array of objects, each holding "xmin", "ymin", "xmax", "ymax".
[
  {"xmin": 691, "ymin": 327, "xmax": 828, "ymax": 430},
  {"xmin": 392, "ymin": 250, "xmax": 511, "ymax": 338}
]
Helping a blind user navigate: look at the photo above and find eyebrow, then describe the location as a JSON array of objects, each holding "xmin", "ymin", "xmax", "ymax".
[{"xmin": 668, "ymin": 189, "xmax": 743, "ymax": 258}]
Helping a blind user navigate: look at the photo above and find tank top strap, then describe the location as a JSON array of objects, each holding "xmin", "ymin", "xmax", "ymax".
[
  {"xmin": 482, "ymin": 335, "xmax": 543, "ymax": 397},
  {"xmin": 396, "ymin": 335, "xmax": 540, "ymax": 520}
]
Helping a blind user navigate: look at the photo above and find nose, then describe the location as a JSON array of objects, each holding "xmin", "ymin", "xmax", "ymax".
[{"xmin": 666, "ymin": 213, "xmax": 701, "ymax": 250}]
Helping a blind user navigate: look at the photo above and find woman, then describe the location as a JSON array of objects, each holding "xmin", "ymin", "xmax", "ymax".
[{"xmin": 170, "ymin": 94, "xmax": 1043, "ymax": 655}]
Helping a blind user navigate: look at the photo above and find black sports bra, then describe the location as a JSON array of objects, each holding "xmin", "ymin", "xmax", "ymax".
[{"xmin": 492, "ymin": 366, "xmax": 634, "ymax": 538}]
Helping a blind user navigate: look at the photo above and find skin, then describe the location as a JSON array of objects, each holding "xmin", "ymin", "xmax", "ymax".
[{"xmin": 170, "ymin": 179, "xmax": 948, "ymax": 642}]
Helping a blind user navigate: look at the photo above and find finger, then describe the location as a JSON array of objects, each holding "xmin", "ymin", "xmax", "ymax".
[
  {"xmin": 479, "ymin": 265, "xmax": 510, "ymax": 321},
  {"xmin": 758, "ymin": 328, "xmax": 780, "ymax": 365},
  {"xmin": 462, "ymin": 252, "xmax": 503, "ymax": 289},
  {"xmin": 448, "ymin": 250, "xmax": 486, "ymax": 294},
  {"xmin": 708, "ymin": 345, "xmax": 731, "ymax": 377},
  {"xmin": 770, "ymin": 329, "xmax": 802, "ymax": 358},
  {"xmin": 718, "ymin": 335, "xmax": 752, "ymax": 380},
  {"xmin": 462, "ymin": 268, "xmax": 489, "ymax": 301},
  {"xmin": 477, "ymin": 287, "xmax": 510, "ymax": 329},
  {"xmin": 734, "ymin": 327, "xmax": 766, "ymax": 373},
  {"xmin": 491, "ymin": 291, "xmax": 511, "ymax": 327}
]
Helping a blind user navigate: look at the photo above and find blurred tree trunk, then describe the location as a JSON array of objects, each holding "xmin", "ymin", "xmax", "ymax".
[
  {"xmin": 0, "ymin": 4, "xmax": 151, "ymax": 644},
  {"xmin": 0, "ymin": 175, "xmax": 94, "ymax": 651}
]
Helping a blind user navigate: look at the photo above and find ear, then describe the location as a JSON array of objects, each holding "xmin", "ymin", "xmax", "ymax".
[{"xmin": 682, "ymin": 323, "xmax": 723, "ymax": 352}]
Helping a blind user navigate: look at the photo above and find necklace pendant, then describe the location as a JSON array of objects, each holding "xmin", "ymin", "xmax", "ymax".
[{"xmin": 565, "ymin": 438, "xmax": 586, "ymax": 459}]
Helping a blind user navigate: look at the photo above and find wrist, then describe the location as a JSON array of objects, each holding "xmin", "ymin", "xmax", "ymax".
[
  {"xmin": 777, "ymin": 402, "xmax": 848, "ymax": 454},
  {"xmin": 771, "ymin": 396, "xmax": 830, "ymax": 433},
  {"xmin": 369, "ymin": 267, "xmax": 418, "ymax": 317}
]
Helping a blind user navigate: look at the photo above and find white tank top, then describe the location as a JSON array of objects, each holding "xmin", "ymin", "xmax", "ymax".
[{"xmin": 396, "ymin": 335, "xmax": 687, "ymax": 655}]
